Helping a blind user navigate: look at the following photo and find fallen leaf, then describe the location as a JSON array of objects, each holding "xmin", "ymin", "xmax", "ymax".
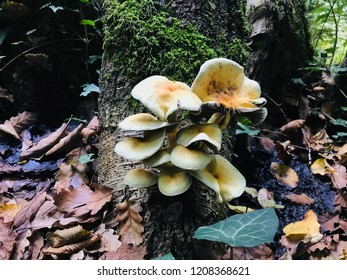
[
  {"xmin": 309, "ymin": 129, "xmax": 333, "ymax": 151},
  {"xmin": 115, "ymin": 200, "xmax": 144, "ymax": 246},
  {"xmin": 283, "ymin": 193, "xmax": 314, "ymax": 205},
  {"xmin": 257, "ymin": 188, "xmax": 284, "ymax": 209},
  {"xmin": 54, "ymin": 183, "xmax": 113, "ymax": 217},
  {"xmin": 44, "ymin": 124, "xmax": 84, "ymax": 157},
  {"xmin": 11, "ymin": 228, "xmax": 32, "ymax": 260},
  {"xmin": 0, "ymin": 220, "xmax": 17, "ymax": 260},
  {"xmin": 12, "ymin": 192, "xmax": 47, "ymax": 229},
  {"xmin": 233, "ymin": 244, "xmax": 274, "ymax": 260},
  {"xmin": 0, "ymin": 121, "xmax": 20, "ymax": 139},
  {"xmin": 270, "ymin": 162, "xmax": 299, "ymax": 188},
  {"xmin": 283, "ymin": 210, "xmax": 322, "ymax": 243},
  {"xmin": 81, "ymin": 116, "xmax": 99, "ymax": 142},
  {"xmin": 20, "ymin": 123, "xmax": 68, "ymax": 160},
  {"xmin": 47, "ymin": 225, "xmax": 92, "ymax": 248},
  {"xmin": 311, "ymin": 158, "xmax": 334, "ymax": 175},
  {"xmin": 8, "ymin": 111, "xmax": 37, "ymax": 135},
  {"xmin": 327, "ymin": 241, "xmax": 347, "ymax": 260},
  {"xmin": 0, "ymin": 200, "xmax": 22, "ymax": 223},
  {"xmin": 279, "ymin": 119, "xmax": 305, "ymax": 134},
  {"xmin": 331, "ymin": 162, "xmax": 347, "ymax": 190},
  {"xmin": 95, "ymin": 224, "xmax": 122, "ymax": 253},
  {"xmin": 101, "ymin": 244, "xmax": 147, "ymax": 260}
]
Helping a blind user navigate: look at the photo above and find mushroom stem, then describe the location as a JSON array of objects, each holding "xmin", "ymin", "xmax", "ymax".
[
  {"xmin": 207, "ymin": 111, "xmax": 232, "ymax": 130},
  {"xmin": 167, "ymin": 127, "xmax": 178, "ymax": 149}
]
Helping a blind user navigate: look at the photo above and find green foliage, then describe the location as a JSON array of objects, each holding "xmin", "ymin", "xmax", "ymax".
[
  {"xmin": 81, "ymin": 83, "xmax": 100, "ymax": 96},
  {"xmin": 103, "ymin": 0, "xmax": 250, "ymax": 86},
  {"xmin": 306, "ymin": 0, "xmax": 347, "ymax": 66},
  {"xmin": 79, "ymin": 153, "xmax": 95, "ymax": 164},
  {"xmin": 154, "ymin": 253, "xmax": 175, "ymax": 260},
  {"xmin": 193, "ymin": 208, "xmax": 279, "ymax": 247}
]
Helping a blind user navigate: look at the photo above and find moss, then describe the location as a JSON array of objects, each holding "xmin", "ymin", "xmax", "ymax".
[{"xmin": 103, "ymin": 0, "xmax": 250, "ymax": 86}]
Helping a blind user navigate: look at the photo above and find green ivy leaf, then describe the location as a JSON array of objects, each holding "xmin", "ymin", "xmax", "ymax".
[
  {"xmin": 79, "ymin": 153, "xmax": 95, "ymax": 164},
  {"xmin": 80, "ymin": 19, "xmax": 95, "ymax": 27},
  {"xmin": 48, "ymin": 5, "xmax": 64, "ymax": 13},
  {"xmin": 87, "ymin": 55, "xmax": 102, "ymax": 64},
  {"xmin": 154, "ymin": 253, "xmax": 175, "ymax": 260},
  {"xmin": 330, "ymin": 118, "xmax": 347, "ymax": 128},
  {"xmin": 193, "ymin": 208, "xmax": 279, "ymax": 247},
  {"xmin": 81, "ymin": 83, "xmax": 100, "ymax": 96},
  {"xmin": 236, "ymin": 122, "xmax": 259, "ymax": 136}
]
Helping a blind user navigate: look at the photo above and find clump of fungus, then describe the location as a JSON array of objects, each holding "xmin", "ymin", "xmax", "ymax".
[{"xmin": 115, "ymin": 59, "xmax": 267, "ymax": 203}]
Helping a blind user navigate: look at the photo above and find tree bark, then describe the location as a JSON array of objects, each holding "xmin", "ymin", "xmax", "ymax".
[{"xmin": 246, "ymin": 0, "xmax": 313, "ymax": 125}]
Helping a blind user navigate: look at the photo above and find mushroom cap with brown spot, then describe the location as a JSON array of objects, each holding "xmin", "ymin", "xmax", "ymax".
[
  {"xmin": 191, "ymin": 58, "xmax": 262, "ymax": 109},
  {"xmin": 124, "ymin": 168, "xmax": 158, "ymax": 188},
  {"xmin": 114, "ymin": 128, "xmax": 165, "ymax": 161},
  {"xmin": 132, "ymin": 75, "xmax": 202, "ymax": 120},
  {"xmin": 158, "ymin": 167, "xmax": 192, "ymax": 196},
  {"xmin": 176, "ymin": 124, "xmax": 222, "ymax": 150}
]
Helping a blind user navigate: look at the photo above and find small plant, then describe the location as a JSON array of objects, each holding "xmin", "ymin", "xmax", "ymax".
[{"xmin": 114, "ymin": 58, "xmax": 267, "ymax": 203}]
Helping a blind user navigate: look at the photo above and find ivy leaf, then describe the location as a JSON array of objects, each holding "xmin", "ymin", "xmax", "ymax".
[
  {"xmin": 79, "ymin": 153, "xmax": 95, "ymax": 164},
  {"xmin": 81, "ymin": 83, "xmax": 100, "ymax": 96},
  {"xmin": 236, "ymin": 122, "xmax": 259, "ymax": 136},
  {"xmin": 193, "ymin": 208, "xmax": 279, "ymax": 247},
  {"xmin": 48, "ymin": 5, "xmax": 64, "ymax": 13},
  {"xmin": 154, "ymin": 253, "xmax": 175, "ymax": 260},
  {"xmin": 80, "ymin": 19, "xmax": 95, "ymax": 27}
]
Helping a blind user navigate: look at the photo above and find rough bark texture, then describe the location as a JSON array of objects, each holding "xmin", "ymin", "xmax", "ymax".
[{"xmin": 246, "ymin": 0, "xmax": 313, "ymax": 126}]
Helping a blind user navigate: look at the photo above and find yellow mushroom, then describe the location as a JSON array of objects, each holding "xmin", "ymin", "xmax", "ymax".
[
  {"xmin": 142, "ymin": 148, "xmax": 171, "ymax": 168},
  {"xmin": 170, "ymin": 145, "xmax": 211, "ymax": 170},
  {"xmin": 190, "ymin": 155, "xmax": 246, "ymax": 203},
  {"xmin": 119, "ymin": 113, "xmax": 176, "ymax": 131},
  {"xmin": 176, "ymin": 124, "xmax": 222, "ymax": 150},
  {"xmin": 114, "ymin": 128, "xmax": 165, "ymax": 161},
  {"xmin": 124, "ymin": 168, "xmax": 158, "ymax": 188},
  {"xmin": 131, "ymin": 75, "xmax": 202, "ymax": 121},
  {"xmin": 158, "ymin": 167, "xmax": 192, "ymax": 196}
]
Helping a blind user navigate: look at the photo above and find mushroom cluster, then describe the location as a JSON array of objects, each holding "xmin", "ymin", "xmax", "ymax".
[{"xmin": 115, "ymin": 58, "xmax": 267, "ymax": 203}]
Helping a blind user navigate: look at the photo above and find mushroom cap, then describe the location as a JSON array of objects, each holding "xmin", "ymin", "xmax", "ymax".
[
  {"xmin": 176, "ymin": 124, "xmax": 222, "ymax": 150},
  {"xmin": 190, "ymin": 155, "xmax": 246, "ymax": 203},
  {"xmin": 208, "ymin": 155, "xmax": 246, "ymax": 202},
  {"xmin": 238, "ymin": 107, "xmax": 268, "ymax": 125},
  {"xmin": 132, "ymin": 75, "xmax": 202, "ymax": 120},
  {"xmin": 124, "ymin": 168, "xmax": 158, "ymax": 188},
  {"xmin": 189, "ymin": 169, "xmax": 223, "ymax": 203},
  {"xmin": 119, "ymin": 113, "xmax": 176, "ymax": 131},
  {"xmin": 142, "ymin": 148, "xmax": 171, "ymax": 167},
  {"xmin": 114, "ymin": 128, "xmax": 165, "ymax": 161},
  {"xmin": 171, "ymin": 145, "xmax": 211, "ymax": 170},
  {"xmin": 158, "ymin": 167, "xmax": 192, "ymax": 196},
  {"xmin": 191, "ymin": 58, "xmax": 262, "ymax": 109}
]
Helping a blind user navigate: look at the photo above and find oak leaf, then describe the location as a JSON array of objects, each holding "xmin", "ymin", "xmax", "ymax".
[
  {"xmin": 283, "ymin": 193, "xmax": 314, "ymax": 205},
  {"xmin": 0, "ymin": 220, "xmax": 17, "ymax": 260},
  {"xmin": 81, "ymin": 116, "xmax": 99, "ymax": 142},
  {"xmin": 54, "ymin": 183, "xmax": 113, "ymax": 217},
  {"xmin": 331, "ymin": 163, "xmax": 347, "ymax": 190},
  {"xmin": 270, "ymin": 162, "xmax": 299, "ymax": 188},
  {"xmin": 0, "ymin": 200, "xmax": 21, "ymax": 223},
  {"xmin": 95, "ymin": 224, "xmax": 122, "ymax": 253},
  {"xmin": 115, "ymin": 200, "xmax": 144, "ymax": 246},
  {"xmin": 0, "ymin": 111, "xmax": 36, "ymax": 139},
  {"xmin": 311, "ymin": 158, "xmax": 334, "ymax": 175},
  {"xmin": 20, "ymin": 123, "xmax": 68, "ymax": 160},
  {"xmin": 100, "ymin": 244, "xmax": 147, "ymax": 260}
]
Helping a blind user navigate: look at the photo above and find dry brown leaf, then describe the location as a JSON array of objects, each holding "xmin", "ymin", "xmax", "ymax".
[
  {"xmin": 0, "ymin": 121, "xmax": 20, "ymax": 139},
  {"xmin": 257, "ymin": 188, "xmax": 284, "ymax": 209},
  {"xmin": 331, "ymin": 162, "xmax": 347, "ymax": 190},
  {"xmin": 45, "ymin": 124, "xmax": 84, "ymax": 157},
  {"xmin": 12, "ymin": 191, "xmax": 47, "ymax": 229},
  {"xmin": 309, "ymin": 129, "xmax": 333, "ymax": 151},
  {"xmin": 275, "ymin": 140, "xmax": 294, "ymax": 163},
  {"xmin": 54, "ymin": 183, "xmax": 113, "ymax": 217},
  {"xmin": 115, "ymin": 200, "xmax": 144, "ymax": 246},
  {"xmin": 43, "ymin": 233, "xmax": 101, "ymax": 255},
  {"xmin": 101, "ymin": 244, "xmax": 147, "ymax": 260},
  {"xmin": 11, "ymin": 228, "xmax": 32, "ymax": 260},
  {"xmin": 0, "ymin": 200, "xmax": 22, "ymax": 223},
  {"xmin": 283, "ymin": 210, "xmax": 322, "ymax": 243},
  {"xmin": 283, "ymin": 193, "xmax": 314, "ymax": 205},
  {"xmin": 28, "ymin": 230, "xmax": 45, "ymax": 260},
  {"xmin": 48, "ymin": 225, "xmax": 92, "ymax": 248},
  {"xmin": 9, "ymin": 111, "xmax": 37, "ymax": 135},
  {"xmin": 327, "ymin": 241, "xmax": 347, "ymax": 260},
  {"xmin": 81, "ymin": 116, "xmax": 99, "ymax": 142},
  {"xmin": 0, "ymin": 86, "xmax": 14, "ymax": 103},
  {"xmin": 0, "ymin": 220, "xmax": 17, "ymax": 260},
  {"xmin": 0, "ymin": 162, "xmax": 21, "ymax": 174},
  {"xmin": 20, "ymin": 123, "xmax": 68, "ymax": 160},
  {"xmin": 279, "ymin": 119, "xmax": 305, "ymax": 134},
  {"xmin": 95, "ymin": 224, "xmax": 122, "ymax": 253},
  {"xmin": 270, "ymin": 162, "xmax": 299, "ymax": 188},
  {"xmin": 259, "ymin": 137, "xmax": 275, "ymax": 152}
]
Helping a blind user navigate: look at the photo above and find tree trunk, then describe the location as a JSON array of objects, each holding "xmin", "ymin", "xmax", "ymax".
[
  {"xmin": 98, "ymin": 0, "xmax": 312, "ymax": 259},
  {"xmin": 246, "ymin": 0, "xmax": 313, "ymax": 125}
]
